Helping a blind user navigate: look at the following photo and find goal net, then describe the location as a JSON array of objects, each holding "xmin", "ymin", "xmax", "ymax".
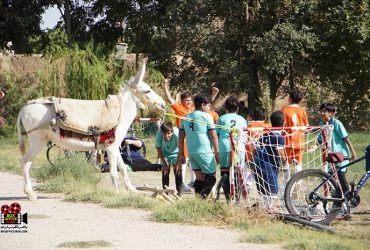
[
  {"xmin": 228, "ymin": 124, "xmax": 333, "ymax": 211},
  {"xmin": 131, "ymin": 117, "xmax": 162, "ymax": 137}
]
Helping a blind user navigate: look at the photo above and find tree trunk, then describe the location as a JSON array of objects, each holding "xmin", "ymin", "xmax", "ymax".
[
  {"xmin": 247, "ymin": 61, "xmax": 262, "ymax": 117},
  {"xmin": 64, "ymin": 0, "xmax": 72, "ymax": 47},
  {"xmin": 269, "ymin": 73, "xmax": 284, "ymax": 111}
]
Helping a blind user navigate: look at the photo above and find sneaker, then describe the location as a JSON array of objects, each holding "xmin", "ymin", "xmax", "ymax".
[
  {"xmin": 188, "ymin": 182, "xmax": 195, "ymax": 188},
  {"xmin": 180, "ymin": 183, "xmax": 193, "ymax": 193},
  {"xmin": 336, "ymin": 207, "xmax": 351, "ymax": 220}
]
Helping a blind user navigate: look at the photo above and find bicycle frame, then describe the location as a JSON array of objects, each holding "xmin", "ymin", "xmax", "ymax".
[{"xmin": 312, "ymin": 154, "xmax": 369, "ymax": 205}]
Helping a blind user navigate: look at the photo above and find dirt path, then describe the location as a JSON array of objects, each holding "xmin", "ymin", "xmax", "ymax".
[{"xmin": 0, "ymin": 171, "xmax": 281, "ymax": 250}]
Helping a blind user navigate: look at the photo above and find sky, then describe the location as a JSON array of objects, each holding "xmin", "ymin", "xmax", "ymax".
[{"xmin": 41, "ymin": 7, "xmax": 61, "ymax": 30}]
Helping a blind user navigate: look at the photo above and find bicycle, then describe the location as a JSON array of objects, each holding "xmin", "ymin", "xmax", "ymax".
[
  {"xmin": 46, "ymin": 141, "xmax": 102, "ymax": 171},
  {"xmin": 284, "ymin": 144, "xmax": 370, "ymax": 225}
]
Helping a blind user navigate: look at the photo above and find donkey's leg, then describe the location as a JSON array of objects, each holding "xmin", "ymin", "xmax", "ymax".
[
  {"xmin": 107, "ymin": 148, "xmax": 121, "ymax": 192},
  {"xmin": 21, "ymin": 137, "xmax": 44, "ymax": 201},
  {"xmin": 117, "ymin": 157, "xmax": 135, "ymax": 191}
]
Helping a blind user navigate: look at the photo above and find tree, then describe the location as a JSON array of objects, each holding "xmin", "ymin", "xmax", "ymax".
[
  {"xmin": 145, "ymin": 1, "xmax": 320, "ymax": 115},
  {"xmin": 312, "ymin": 0, "xmax": 370, "ymax": 131},
  {"xmin": 0, "ymin": 0, "xmax": 44, "ymax": 53}
]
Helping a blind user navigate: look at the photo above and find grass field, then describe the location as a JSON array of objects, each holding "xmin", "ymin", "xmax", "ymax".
[{"xmin": 0, "ymin": 132, "xmax": 369, "ymax": 249}]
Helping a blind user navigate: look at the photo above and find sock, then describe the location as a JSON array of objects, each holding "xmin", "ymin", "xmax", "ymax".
[
  {"xmin": 194, "ymin": 180, "xmax": 204, "ymax": 195},
  {"xmin": 191, "ymin": 171, "xmax": 196, "ymax": 183},
  {"xmin": 222, "ymin": 173, "xmax": 231, "ymax": 200},
  {"xmin": 181, "ymin": 163, "xmax": 187, "ymax": 184},
  {"xmin": 175, "ymin": 172, "xmax": 183, "ymax": 195},
  {"xmin": 162, "ymin": 172, "xmax": 169, "ymax": 190},
  {"xmin": 245, "ymin": 169, "xmax": 255, "ymax": 185},
  {"xmin": 200, "ymin": 174, "xmax": 216, "ymax": 199},
  {"xmin": 293, "ymin": 159, "xmax": 302, "ymax": 173},
  {"xmin": 282, "ymin": 163, "xmax": 290, "ymax": 185},
  {"xmin": 295, "ymin": 164, "xmax": 302, "ymax": 173},
  {"xmin": 188, "ymin": 161, "xmax": 196, "ymax": 183}
]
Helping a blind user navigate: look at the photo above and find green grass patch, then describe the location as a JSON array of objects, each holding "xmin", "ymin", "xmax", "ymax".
[
  {"xmin": 153, "ymin": 199, "xmax": 232, "ymax": 224},
  {"xmin": 102, "ymin": 192, "xmax": 159, "ymax": 210},
  {"xmin": 33, "ymin": 157, "xmax": 102, "ymax": 194},
  {"xmin": 152, "ymin": 199, "xmax": 271, "ymax": 227},
  {"xmin": 241, "ymin": 221, "xmax": 364, "ymax": 249}
]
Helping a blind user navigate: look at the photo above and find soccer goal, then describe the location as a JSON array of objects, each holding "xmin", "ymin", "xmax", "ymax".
[{"xmin": 226, "ymin": 124, "xmax": 332, "ymax": 211}]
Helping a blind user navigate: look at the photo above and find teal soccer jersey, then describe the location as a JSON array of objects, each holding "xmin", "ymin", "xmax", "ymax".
[
  {"xmin": 216, "ymin": 113, "xmax": 248, "ymax": 153},
  {"xmin": 318, "ymin": 118, "xmax": 350, "ymax": 157},
  {"xmin": 318, "ymin": 117, "xmax": 351, "ymax": 169},
  {"xmin": 180, "ymin": 110, "xmax": 215, "ymax": 154},
  {"xmin": 155, "ymin": 127, "xmax": 179, "ymax": 164}
]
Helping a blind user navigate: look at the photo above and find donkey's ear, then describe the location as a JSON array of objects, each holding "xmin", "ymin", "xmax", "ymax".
[{"xmin": 132, "ymin": 61, "xmax": 146, "ymax": 86}]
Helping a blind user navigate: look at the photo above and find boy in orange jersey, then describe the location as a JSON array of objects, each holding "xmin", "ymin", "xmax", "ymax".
[
  {"xmin": 245, "ymin": 107, "xmax": 271, "ymax": 185},
  {"xmin": 281, "ymin": 88, "xmax": 309, "ymax": 183},
  {"xmin": 163, "ymin": 80, "xmax": 219, "ymax": 189}
]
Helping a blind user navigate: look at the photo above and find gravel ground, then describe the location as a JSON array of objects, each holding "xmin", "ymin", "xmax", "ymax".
[{"xmin": 0, "ymin": 171, "xmax": 281, "ymax": 250}]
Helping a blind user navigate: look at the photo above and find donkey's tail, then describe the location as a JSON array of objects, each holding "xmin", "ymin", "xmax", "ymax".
[{"xmin": 16, "ymin": 110, "xmax": 26, "ymax": 156}]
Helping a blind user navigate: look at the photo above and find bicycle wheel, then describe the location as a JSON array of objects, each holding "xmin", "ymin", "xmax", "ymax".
[
  {"xmin": 46, "ymin": 142, "xmax": 74, "ymax": 165},
  {"xmin": 85, "ymin": 150, "xmax": 102, "ymax": 171},
  {"xmin": 284, "ymin": 169, "xmax": 342, "ymax": 225}
]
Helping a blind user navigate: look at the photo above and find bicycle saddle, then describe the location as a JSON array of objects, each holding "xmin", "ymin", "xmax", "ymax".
[{"xmin": 326, "ymin": 152, "xmax": 345, "ymax": 163}]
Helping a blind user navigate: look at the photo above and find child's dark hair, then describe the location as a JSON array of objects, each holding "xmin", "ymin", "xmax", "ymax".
[
  {"xmin": 224, "ymin": 95, "xmax": 239, "ymax": 113},
  {"xmin": 270, "ymin": 110, "xmax": 284, "ymax": 127},
  {"xmin": 252, "ymin": 106, "xmax": 266, "ymax": 121},
  {"xmin": 319, "ymin": 102, "xmax": 336, "ymax": 114},
  {"xmin": 289, "ymin": 88, "xmax": 304, "ymax": 104},
  {"xmin": 180, "ymin": 91, "xmax": 192, "ymax": 100},
  {"xmin": 193, "ymin": 93, "xmax": 212, "ymax": 109},
  {"xmin": 160, "ymin": 121, "xmax": 174, "ymax": 132}
]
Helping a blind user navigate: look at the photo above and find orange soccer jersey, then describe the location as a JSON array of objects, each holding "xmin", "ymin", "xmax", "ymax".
[
  {"xmin": 209, "ymin": 110, "xmax": 219, "ymax": 124},
  {"xmin": 245, "ymin": 121, "xmax": 271, "ymax": 161},
  {"xmin": 171, "ymin": 102, "xmax": 195, "ymax": 158},
  {"xmin": 281, "ymin": 105, "xmax": 309, "ymax": 163},
  {"xmin": 171, "ymin": 102, "xmax": 195, "ymax": 128}
]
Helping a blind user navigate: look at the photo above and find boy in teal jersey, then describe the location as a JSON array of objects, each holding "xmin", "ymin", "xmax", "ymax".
[
  {"xmin": 216, "ymin": 95, "xmax": 248, "ymax": 200},
  {"xmin": 178, "ymin": 93, "xmax": 220, "ymax": 198},
  {"xmin": 317, "ymin": 102, "xmax": 357, "ymax": 171},
  {"xmin": 155, "ymin": 121, "xmax": 186, "ymax": 195}
]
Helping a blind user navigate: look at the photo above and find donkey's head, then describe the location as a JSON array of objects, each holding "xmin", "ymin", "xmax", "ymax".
[{"xmin": 127, "ymin": 62, "xmax": 166, "ymax": 112}]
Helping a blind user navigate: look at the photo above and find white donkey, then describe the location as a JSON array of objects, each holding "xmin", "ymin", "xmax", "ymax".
[{"xmin": 16, "ymin": 63, "xmax": 166, "ymax": 200}]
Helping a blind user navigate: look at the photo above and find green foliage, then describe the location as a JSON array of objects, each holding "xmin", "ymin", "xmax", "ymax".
[
  {"xmin": 43, "ymin": 28, "xmax": 69, "ymax": 56},
  {"xmin": 0, "ymin": 73, "xmax": 39, "ymax": 136},
  {"xmin": 39, "ymin": 42, "xmax": 122, "ymax": 100},
  {"xmin": 312, "ymin": 0, "xmax": 370, "ymax": 132},
  {"xmin": 65, "ymin": 43, "xmax": 111, "ymax": 100},
  {"xmin": 249, "ymin": 23, "xmax": 317, "ymax": 75},
  {"xmin": 0, "ymin": 0, "xmax": 44, "ymax": 53}
]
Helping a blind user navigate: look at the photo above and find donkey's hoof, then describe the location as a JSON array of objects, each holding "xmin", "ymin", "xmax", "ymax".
[{"xmin": 27, "ymin": 193, "xmax": 38, "ymax": 201}]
